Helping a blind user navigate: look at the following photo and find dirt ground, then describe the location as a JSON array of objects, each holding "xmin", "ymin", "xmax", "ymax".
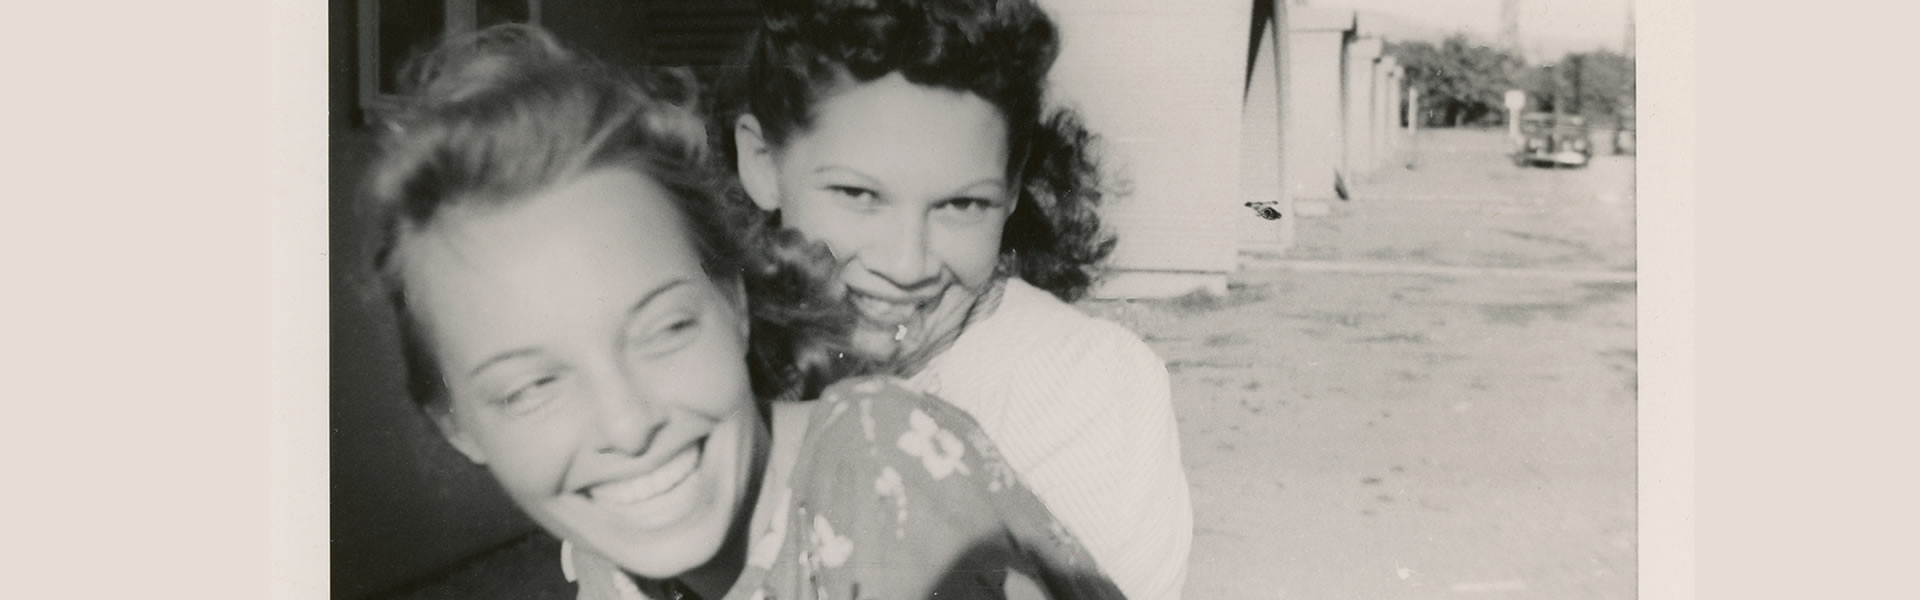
[{"xmin": 1085, "ymin": 128, "xmax": 1637, "ymax": 599}]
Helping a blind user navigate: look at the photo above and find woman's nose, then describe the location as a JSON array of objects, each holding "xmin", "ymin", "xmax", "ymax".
[
  {"xmin": 589, "ymin": 375, "xmax": 665, "ymax": 456},
  {"xmin": 865, "ymin": 213, "xmax": 938, "ymax": 291}
]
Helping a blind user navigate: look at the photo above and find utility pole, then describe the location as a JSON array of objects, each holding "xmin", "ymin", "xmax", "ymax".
[
  {"xmin": 1567, "ymin": 54, "xmax": 1584, "ymax": 116},
  {"xmin": 1623, "ymin": 4, "xmax": 1635, "ymax": 58},
  {"xmin": 1499, "ymin": 0, "xmax": 1523, "ymax": 59}
]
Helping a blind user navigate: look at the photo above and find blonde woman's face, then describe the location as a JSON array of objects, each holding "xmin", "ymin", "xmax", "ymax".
[
  {"xmin": 402, "ymin": 168, "xmax": 761, "ymax": 580},
  {"xmin": 746, "ymin": 73, "xmax": 1014, "ymax": 362}
]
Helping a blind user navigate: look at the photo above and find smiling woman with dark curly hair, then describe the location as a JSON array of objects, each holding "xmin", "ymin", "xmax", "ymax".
[{"xmin": 719, "ymin": 1, "xmax": 1194, "ymax": 597}]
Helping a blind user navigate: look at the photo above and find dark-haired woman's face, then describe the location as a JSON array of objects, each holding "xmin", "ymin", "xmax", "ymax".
[{"xmin": 741, "ymin": 73, "xmax": 1014, "ymax": 362}]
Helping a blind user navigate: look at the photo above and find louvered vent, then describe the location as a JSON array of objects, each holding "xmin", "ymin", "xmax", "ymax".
[{"xmin": 642, "ymin": 0, "xmax": 758, "ymax": 73}]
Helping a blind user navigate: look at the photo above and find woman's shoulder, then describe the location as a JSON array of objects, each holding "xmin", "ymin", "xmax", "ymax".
[
  {"xmin": 771, "ymin": 376, "xmax": 1123, "ymax": 600},
  {"xmin": 975, "ymin": 276, "xmax": 1152, "ymax": 357},
  {"xmin": 807, "ymin": 377, "xmax": 1018, "ymax": 480},
  {"xmin": 910, "ymin": 280, "xmax": 1168, "ymax": 422},
  {"xmin": 812, "ymin": 376, "xmax": 989, "ymax": 437}
]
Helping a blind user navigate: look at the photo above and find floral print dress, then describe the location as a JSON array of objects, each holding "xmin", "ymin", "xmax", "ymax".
[{"xmin": 566, "ymin": 377, "xmax": 1126, "ymax": 600}]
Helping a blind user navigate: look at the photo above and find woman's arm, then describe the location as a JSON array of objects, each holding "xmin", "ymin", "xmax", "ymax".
[{"xmin": 773, "ymin": 377, "xmax": 1128, "ymax": 600}]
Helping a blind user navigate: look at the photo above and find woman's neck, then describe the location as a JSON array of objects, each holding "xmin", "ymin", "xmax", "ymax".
[
  {"xmin": 894, "ymin": 275, "xmax": 1009, "ymax": 375},
  {"xmin": 756, "ymin": 401, "xmax": 812, "ymax": 529}
]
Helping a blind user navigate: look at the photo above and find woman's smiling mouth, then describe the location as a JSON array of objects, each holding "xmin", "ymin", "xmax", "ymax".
[
  {"xmin": 585, "ymin": 441, "xmax": 704, "ymax": 511},
  {"xmin": 847, "ymin": 290, "xmax": 935, "ymax": 326}
]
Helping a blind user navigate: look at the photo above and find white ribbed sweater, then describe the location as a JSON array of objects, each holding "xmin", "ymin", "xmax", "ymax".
[{"xmin": 908, "ymin": 279, "xmax": 1193, "ymax": 600}]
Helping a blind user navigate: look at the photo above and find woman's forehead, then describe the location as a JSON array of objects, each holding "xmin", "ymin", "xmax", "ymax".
[
  {"xmin": 790, "ymin": 75, "xmax": 1010, "ymax": 177},
  {"xmin": 401, "ymin": 170, "xmax": 706, "ymax": 307},
  {"xmin": 397, "ymin": 171, "xmax": 721, "ymax": 372}
]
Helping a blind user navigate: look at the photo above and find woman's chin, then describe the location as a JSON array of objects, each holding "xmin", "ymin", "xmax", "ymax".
[
  {"xmin": 849, "ymin": 326, "xmax": 904, "ymax": 362},
  {"xmin": 578, "ymin": 415, "xmax": 757, "ymax": 582}
]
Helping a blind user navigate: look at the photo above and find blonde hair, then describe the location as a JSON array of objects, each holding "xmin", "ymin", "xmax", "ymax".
[{"xmin": 363, "ymin": 24, "xmax": 742, "ymax": 408}]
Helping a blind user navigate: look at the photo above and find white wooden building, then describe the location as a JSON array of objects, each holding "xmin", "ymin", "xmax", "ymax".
[
  {"xmin": 1041, "ymin": 2, "xmax": 1421, "ymax": 297},
  {"xmin": 1290, "ymin": 7, "xmax": 1363, "ymax": 205},
  {"xmin": 1043, "ymin": 0, "xmax": 1248, "ymax": 298}
]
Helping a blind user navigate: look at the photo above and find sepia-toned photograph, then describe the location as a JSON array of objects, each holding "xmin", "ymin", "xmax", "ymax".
[{"xmin": 327, "ymin": 0, "xmax": 1638, "ymax": 598}]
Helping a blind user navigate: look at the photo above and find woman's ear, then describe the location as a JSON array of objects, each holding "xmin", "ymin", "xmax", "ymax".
[
  {"xmin": 1005, "ymin": 147, "xmax": 1029, "ymax": 216},
  {"xmin": 726, "ymin": 277, "xmax": 750, "ymax": 345},
  {"xmin": 734, "ymin": 115, "xmax": 783, "ymax": 213},
  {"xmin": 431, "ymin": 408, "xmax": 488, "ymax": 465}
]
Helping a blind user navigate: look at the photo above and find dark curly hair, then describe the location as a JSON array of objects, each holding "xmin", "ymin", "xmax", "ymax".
[
  {"xmin": 719, "ymin": 0, "xmax": 1118, "ymax": 301},
  {"xmin": 363, "ymin": 23, "xmax": 867, "ymax": 408}
]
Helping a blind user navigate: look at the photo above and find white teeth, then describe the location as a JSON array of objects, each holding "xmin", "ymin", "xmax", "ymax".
[
  {"xmin": 849, "ymin": 292, "xmax": 920, "ymax": 324},
  {"xmin": 588, "ymin": 445, "xmax": 701, "ymax": 506}
]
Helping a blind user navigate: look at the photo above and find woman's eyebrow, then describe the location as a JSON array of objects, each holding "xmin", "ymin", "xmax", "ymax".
[
  {"xmin": 623, "ymin": 279, "xmax": 693, "ymax": 321},
  {"xmin": 949, "ymin": 177, "xmax": 1007, "ymax": 196},
  {"xmin": 811, "ymin": 165, "xmax": 881, "ymax": 185},
  {"xmin": 467, "ymin": 347, "xmax": 539, "ymax": 379}
]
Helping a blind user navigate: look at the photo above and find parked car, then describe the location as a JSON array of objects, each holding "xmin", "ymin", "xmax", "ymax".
[
  {"xmin": 1610, "ymin": 114, "xmax": 1636, "ymax": 155},
  {"xmin": 1511, "ymin": 113, "xmax": 1593, "ymax": 168}
]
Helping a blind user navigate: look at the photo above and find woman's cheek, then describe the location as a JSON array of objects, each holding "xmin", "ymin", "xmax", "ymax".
[
  {"xmin": 660, "ymin": 332, "xmax": 756, "ymax": 416},
  {"xmin": 478, "ymin": 415, "xmax": 582, "ymax": 500},
  {"xmin": 782, "ymin": 202, "xmax": 859, "ymax": 266},
  {"xmin": 949, "ymin": 223, "xmax": 1008, "ymax": 287}
]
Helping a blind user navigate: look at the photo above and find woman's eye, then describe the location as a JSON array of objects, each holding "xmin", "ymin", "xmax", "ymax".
[
  {"xmin": 934, "ymin": 197, "xmax": 999, "ymax": 224},
  {"xmin": 632, "ymin": 315, "xmax": 701, "ymax": 354},
  {"xmin": 826, "ymin": 185, "xmax": 880, "ymax": 208},
  {"xmin": 945, "ymin": 198, "xmax": 993, "ymax": 212},
  {"xmin": 497, "ymin": 376, "xmax": 561, "ymax": 415},
  {"xmin": 663, "ymin": 317, "xmax": 698, "ymax": 336}
]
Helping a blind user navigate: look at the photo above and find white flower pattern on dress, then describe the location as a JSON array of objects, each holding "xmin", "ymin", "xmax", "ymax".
[
  {"xmin": 850, "ymin": 378, "xmax": 886, "ymax": 395},
  {"xmin": 823, "ymin": 398, "xmax": 849, "ymax": 427},
  {"xmin": 859, "ymin": 397, "xmax": 876, "ymax": 444},
  {"xmin": 964, "ymin": 429, "xmax": 1018, "ymax": 493},
  {"xmin": 896, "ymin": 409, "xmax": 970, "ymax": 480},
  {"xmin": 811, "ymin": 514, "xmax": 854, "ymax": 568},
  {"xmin": 747, "ymin": 487, "xmax": 791, "ymax": 569},
  {"xmin": 874, "ymin": 465, "xmax": 909, "ymax": 539},
  {"xmin": 1047, "ymin": 518, "xmax": 1081, "ymax": 567}
]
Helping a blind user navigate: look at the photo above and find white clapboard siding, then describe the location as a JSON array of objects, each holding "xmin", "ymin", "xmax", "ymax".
[{"xmin": 1041, "ymin": 0, "xmax": 1247, "ymax": 298}]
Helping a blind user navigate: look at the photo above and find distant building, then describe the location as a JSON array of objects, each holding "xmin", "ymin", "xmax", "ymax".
[
  {"xmin": 1239, "ymin": 5, "xmax": 1411, "ymax": 252},
  {"xmin": 1274, "ymin": 6, "xmax": 1357, "ymax": 206}
]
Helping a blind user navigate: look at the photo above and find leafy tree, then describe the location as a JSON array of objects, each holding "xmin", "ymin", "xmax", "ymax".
[
  {"xmin": 1565, "ymin": 49, "xmax": 1634, "ymax": 122},
  {"xmin": 1389, "ymin": 34, "xmax": 1523, "ymax": 127},
  {"xmin": 1510, "ymin": 48, "xmax": 1633, "ymax": 128}
]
